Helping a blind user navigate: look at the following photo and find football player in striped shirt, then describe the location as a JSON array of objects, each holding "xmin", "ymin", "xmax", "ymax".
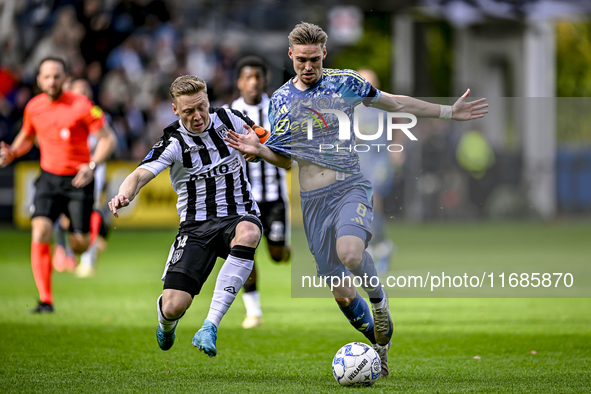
[
  {"xmin": 225, "ymin": 22, "xmax": 488, "ymax": 377},
  {"xmin": 227, "ymin": 56, "xmax": 290, "ymax": 329},
  {"xmin": 108, "ymin": 75, "xmax": 271, "ymax": 358}
]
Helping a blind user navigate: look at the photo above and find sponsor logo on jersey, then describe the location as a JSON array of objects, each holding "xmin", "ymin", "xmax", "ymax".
[
  {"xmin": 152, "ymin": 140, "xmax": 164, "ymax": 149},
  {"xmin": 184, "ymin": 145, "xmax": 206, "ymax": 153},
  {"xmin": 274, "ymin": 119, "xmax": 289, "ymax": 135},
  {"xmin": 189, "ymin": 157, "xmax": 241, "ymax": 181}
]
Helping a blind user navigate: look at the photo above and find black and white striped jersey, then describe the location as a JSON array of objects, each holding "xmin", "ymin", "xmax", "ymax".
[
  {"xmin": 228, "ymin": 94, "xmax": 289, "ymax": 204},
  {"xmin": 139, "ymin": 107, "xmax": 259, "ymax": 223}
]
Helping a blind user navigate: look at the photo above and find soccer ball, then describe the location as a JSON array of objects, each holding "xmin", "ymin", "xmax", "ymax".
[{"xmin": 332, "ymin": 342, "xmax": 381, "ymax": 387}]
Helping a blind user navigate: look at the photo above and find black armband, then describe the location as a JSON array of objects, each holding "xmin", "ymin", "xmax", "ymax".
[{"xmin": 362, "ymin": 86, "xmax": 378, "ymax": 107}]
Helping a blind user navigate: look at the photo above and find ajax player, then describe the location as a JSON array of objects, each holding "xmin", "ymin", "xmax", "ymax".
[{"xmin": 225, "ymin": 22, "xmax": 488, "ymax": 377}]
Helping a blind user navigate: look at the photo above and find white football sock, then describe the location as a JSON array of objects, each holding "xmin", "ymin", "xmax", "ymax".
[
  {"xmin": 206, "ymin": 254, "xmax": 254, "ymax": 328},
  {"xmin": 371, "ymin": 290, "xmax": 387, "ymax": 308},
  {"xmin": 242, "ymin": 290, "xmax": 262, "ymax": 317},
  {"xmin": 80, "ymin": 242, "xmax": 98, "ymax": 268}
]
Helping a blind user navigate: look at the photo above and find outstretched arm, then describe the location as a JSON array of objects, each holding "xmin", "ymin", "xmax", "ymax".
[
  {"xmin": 0, "ymin": 130, "xmax": 36, "ymax": 167},
  {"xmin": 108, "ymin": 168, "xmax": 155, "ymax": 218},
  {"xmin": 225, "ymin": 124, "xmax": 291, "ymax": 169},
  {"xmin": 372, "ymin": 88, "xmax": 488, "ymax": 120}
]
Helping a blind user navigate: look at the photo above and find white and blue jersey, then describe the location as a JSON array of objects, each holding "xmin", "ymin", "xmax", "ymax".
[{"xmin": 266, "ymin": 68, "xmax": 381, "ymax": 174}]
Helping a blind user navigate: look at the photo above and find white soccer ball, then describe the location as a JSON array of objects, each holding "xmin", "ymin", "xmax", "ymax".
[{"xmin": 332, "ymin": 342, "xmax": 381, "ymax": 387}]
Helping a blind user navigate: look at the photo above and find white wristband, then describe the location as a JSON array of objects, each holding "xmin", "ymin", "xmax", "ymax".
[{"xmin": 439, "ymin": 105, "xmax": 453, "ymax": 120}]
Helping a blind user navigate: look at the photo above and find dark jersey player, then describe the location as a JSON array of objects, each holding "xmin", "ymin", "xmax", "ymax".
[{"xmin": 108, "ymin": 75, "xmax": 271, "ymax": 357}]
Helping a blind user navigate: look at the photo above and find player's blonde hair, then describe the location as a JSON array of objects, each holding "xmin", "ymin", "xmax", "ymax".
[
  {"xmin": 169, "ymin": 75, "xmax": 207, "ymax": 101},
  {"xmin": 288, "ymin": 22, "xmax": 328, "ymax": 48}
]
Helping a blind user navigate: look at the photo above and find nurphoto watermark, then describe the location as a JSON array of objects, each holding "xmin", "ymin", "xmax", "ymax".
[
  {"xmin": 282, "ymin": 97, "xmax": 418, "ymax": 155},
  {"xmin": 307, "ymin": 107, "xmax": 417, "ymax": 153}
]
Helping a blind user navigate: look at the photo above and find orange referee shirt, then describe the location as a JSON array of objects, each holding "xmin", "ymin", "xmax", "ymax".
[{"xmin": 22, "ymin": 90, "xmax": 106, "ymax": 176}]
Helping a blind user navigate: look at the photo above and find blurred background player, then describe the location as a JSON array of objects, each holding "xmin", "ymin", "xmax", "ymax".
[
  {"xmin": 226, "ymin": 56, "xmax": 290, "ymax": 329},
  {"xmin": 0, "ymin": 57, "xmax": 116, "ymax": 313},
  {"xmin": 51, "ymin": 215, "xmax": 77, "ymax": 272},
  {"xmin": 355, "ymin": 68, "xmax": 405, "ymax": 275},
  {"xmin": 52, "ymin": 78, "xmax": 112, "ymax": 278}
]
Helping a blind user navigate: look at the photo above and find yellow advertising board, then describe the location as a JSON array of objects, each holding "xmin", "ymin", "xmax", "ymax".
[
  {"xmin": 14, "ymin": 161, "xmax": 180, "ymax": 229},
  {"xmin": 104, "ymin": 162, "xmax": 179, "ymax": 228},
  {"xmin": 14, "ymin": 162, "xmax": 300, "ymax": 229},
  {"xmin": 13, "ymin": 161, "xmax": 41, "ymax": 229}
]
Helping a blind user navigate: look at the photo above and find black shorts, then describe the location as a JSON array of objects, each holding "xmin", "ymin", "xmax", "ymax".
[
  {"xmin": 162, "ymin": 214, "xmax": 262, "ymax": 296},
  {"xmin": 258, "ymin": 199, "xmax": 288, "ymax": 246},
  {"xmin": 32, "ymin": 170, "xmax": 95, "ymax": 234}
]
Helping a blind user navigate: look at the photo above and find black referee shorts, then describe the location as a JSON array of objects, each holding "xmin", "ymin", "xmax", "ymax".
[{"xmin": 32, "ymin": 170, "xmax": 95, "ymax": 234}]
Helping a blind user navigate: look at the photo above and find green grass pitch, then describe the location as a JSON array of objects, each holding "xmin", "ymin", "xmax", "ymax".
[{"xmin": 1, "ymin": 222, "xmax": 590, "ymax": 393}]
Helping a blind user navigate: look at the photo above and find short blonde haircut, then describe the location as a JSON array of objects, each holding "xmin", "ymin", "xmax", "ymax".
[
  {"xmin": 169, "ymin": 75, "xmax": 207, "ymax": 100},
  {"xmin": 288, "ymin": 22, "xmax": 328, "ymax": 48}
]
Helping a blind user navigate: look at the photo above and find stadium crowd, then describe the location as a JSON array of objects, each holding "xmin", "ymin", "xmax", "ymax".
[{"xmin": 0, "ymin": 0, "xmax": 273, "ymax": 161}]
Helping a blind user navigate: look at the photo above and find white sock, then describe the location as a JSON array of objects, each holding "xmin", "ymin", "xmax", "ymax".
[
  {"xmin": 242, "ymin": 290, "xmax": 262, "ymax": 317},
  {"xmin": 206, "ymin": 254, "xmax": 254, "ymax": 328},
  {"xmin": 157, "ymin": 294, "xmax": 178, "ymax": 332},
  {"xmin": 371, "ymin": 289, "xmax": 387, "ymax": 308},
  {"xmin": 80, "ymin": 242, "xmax": 98, "ymax": 267}
]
